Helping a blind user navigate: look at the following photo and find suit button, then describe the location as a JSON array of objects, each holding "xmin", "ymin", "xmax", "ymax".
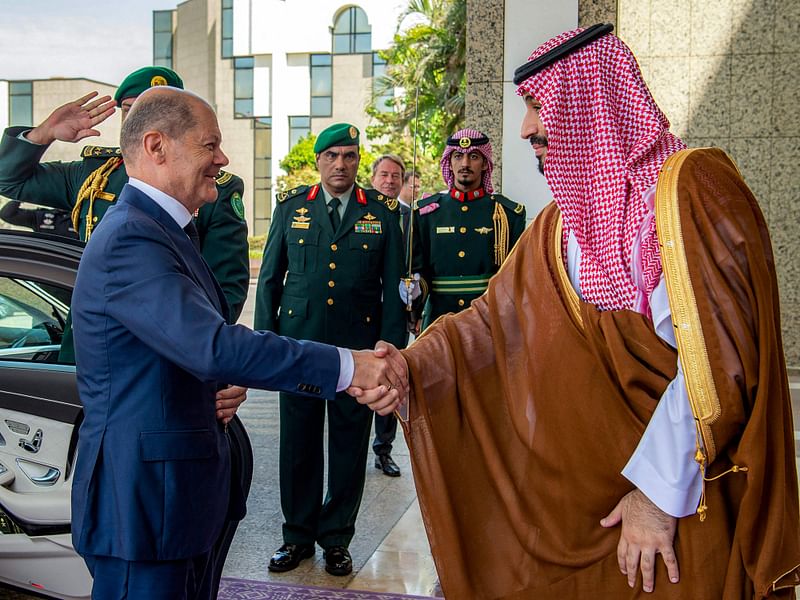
[
  {"xmin": 458, "ymin": 299, "xmax": 465, "ymax": 307},
  {"xmin": 299, "ymin": 238, "xmax": 305, "ymax": 244},
  {"xmin": 331, "ymin": 243, "xmax": 338, "ymax": 251},
  {"xmin": 288, "ymin": 309, "xmax": 293, "ymax": 315},
  {"xmin": 328, "ymin": 280, "xmax": 335, "ymax": 288},
  {"xmin": 458, "ymin": 250, "xmax": 465, "ymax": 258},
  {"xmin": 461, "ymin": 205, "xmax": 468, "ymax": 212},
  {"xmin": 329, "ymin": 262, "xmax": 336, "ymax": 269},
  {"xmin": 327, "ymin": 298, "xmax": 334, "ymax": 306},
  {"xmin": 460, "ymin": 226, "xmax": 467, "ymax": 234},
  {"xmin": 362, "ymin": 243, "xmax": 368, "ymax": 250}
]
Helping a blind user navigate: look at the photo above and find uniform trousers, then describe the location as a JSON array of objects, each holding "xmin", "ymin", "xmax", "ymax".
[{"xmin": 279, "ymin": 390, "xmax": 373, "ymax": 549}]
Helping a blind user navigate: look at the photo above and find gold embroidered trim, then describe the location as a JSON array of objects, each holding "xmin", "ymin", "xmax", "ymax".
[
  {"xmin": 73, "ymin": 156, "xmax": 123, "ymax": 240},
  {"xmin": 553, "ymin": 213, "xmax": 582, "ymax": 328},
  {"xmin": 492, "ymin": 201, "xmax": 510, "ymax": 267}
]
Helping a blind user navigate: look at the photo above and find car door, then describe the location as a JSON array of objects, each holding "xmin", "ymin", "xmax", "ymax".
[{"xmin": 0, "ymin": 231, "xmax": 91, "ymax": 599}]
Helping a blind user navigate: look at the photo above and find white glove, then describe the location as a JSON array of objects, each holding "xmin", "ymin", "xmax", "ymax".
[{"xmin": 398, "ymin": 274, "xmax": 421, "ymax": 304}]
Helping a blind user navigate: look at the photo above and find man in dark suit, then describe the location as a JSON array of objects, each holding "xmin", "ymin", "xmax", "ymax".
[
  {"xmin": 255, "ymin": 125, "xmax": 407, "ymax": 576},
  {"xmin": 368, "ymin": 154, "xmax": 409, "ymax": 478},
  {"xmin": 71, "ymin": 88, "xmax": 403, "ymax": 600}
]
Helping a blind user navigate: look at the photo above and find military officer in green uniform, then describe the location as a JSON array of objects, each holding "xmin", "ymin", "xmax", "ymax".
[
  {"xmin": 403, "ymin": 128, "xmax": 527, "ymax": 328},
  {"xmin": 0, "ymin": 66, "xmax": 249, "ymax": 362},
  {"xmin": 254, "ymin": 124, "xmax": 406, "ymax": 577}
]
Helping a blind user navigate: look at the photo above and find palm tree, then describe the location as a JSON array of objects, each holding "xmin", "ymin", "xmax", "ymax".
[{"xmin": 367, "ymin": 0, "xmax": 466, "ymax": 161}]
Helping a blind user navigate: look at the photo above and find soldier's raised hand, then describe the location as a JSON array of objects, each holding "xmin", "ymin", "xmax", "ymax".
[{"xmin": 26, "ymin": 92, "xmax": 116, "ymax": 146}]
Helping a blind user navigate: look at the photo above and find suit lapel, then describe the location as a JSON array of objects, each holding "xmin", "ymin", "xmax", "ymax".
[{"xmin": 120, "ymin": 185, "xmax": 225, "ymax": 316}]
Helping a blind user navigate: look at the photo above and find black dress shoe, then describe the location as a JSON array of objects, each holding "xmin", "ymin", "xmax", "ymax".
[
  {"xmin": 374, "ymin": 454, "xmax": 401, "ymax": 477},
  {"xmin": 323, "ymin": 545, "xmax": 353, "ymax": 576},
  {"xmin": 268, "ymin": 543, "xmax": 314, "ymax": 572}
]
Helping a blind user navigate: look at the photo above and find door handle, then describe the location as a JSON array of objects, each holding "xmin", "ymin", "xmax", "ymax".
[{"xmin": 18, "ymin": 428, "xmax": 42, "ymax": 454}]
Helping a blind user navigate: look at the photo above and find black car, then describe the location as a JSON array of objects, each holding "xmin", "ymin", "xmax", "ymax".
[{"xmin": 0, "ymin": 230, "xmax": 253, "ymax": 599}]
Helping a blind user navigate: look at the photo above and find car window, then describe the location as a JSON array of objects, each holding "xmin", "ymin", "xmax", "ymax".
[{"xmin": 0, "ymin": 277, "xmax": 70, "ymax": 363}]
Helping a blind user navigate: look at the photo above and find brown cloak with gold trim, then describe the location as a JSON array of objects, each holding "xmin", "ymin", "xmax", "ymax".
[{"xmin": 401, "ymin": 148, "xmax": 799, "ymax": 599}]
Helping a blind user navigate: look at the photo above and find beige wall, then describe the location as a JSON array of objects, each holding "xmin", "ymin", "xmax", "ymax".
[
  {"xmin": 32, "ymin": 79, "xmax": 119, "ymax": 163},
  {"xmin": 616, "ymin": 0, "xmax": 800, "ymax": 365}
]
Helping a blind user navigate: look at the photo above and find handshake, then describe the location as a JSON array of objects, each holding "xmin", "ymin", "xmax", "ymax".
[{"xmin": 347, "ymin": 342, "xmax": 408, "ymax": 416}]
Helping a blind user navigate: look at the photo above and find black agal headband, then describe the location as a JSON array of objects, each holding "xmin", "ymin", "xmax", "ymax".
[{"xmin": 512, "ymin": 23, "xmax": 614, "ymax": 85}]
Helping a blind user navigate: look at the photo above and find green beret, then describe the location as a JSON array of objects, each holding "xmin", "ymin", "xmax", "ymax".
[
  {"xmin": 114, "ymin": 66, "xmax": 184, "ymax": 106},
  {"xmin": 314, "ymin": 123, "xmax": 360, "ymax": 153}
]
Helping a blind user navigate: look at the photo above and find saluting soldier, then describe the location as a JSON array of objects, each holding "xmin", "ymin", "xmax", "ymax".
[
  {"xmin": 254, "ymin": 124, "xmax": 406, "ymax": 577},
  {"xmin": 404, "ymin": 128, "xmax": 527, "ymax": 328},
  {"xmin": 0, "ymin": 66, "xmax": 250, "ymax": 362}
]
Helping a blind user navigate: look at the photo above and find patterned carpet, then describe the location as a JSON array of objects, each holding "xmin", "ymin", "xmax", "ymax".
[{"xmin": 219, "ymin": 578, "xmax": 435, "ymax": 600}]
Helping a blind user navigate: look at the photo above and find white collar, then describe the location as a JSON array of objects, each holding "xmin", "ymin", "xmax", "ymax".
[{"xmin": 128, "ymin": 178, "xmax": 193, "ymax": 228}]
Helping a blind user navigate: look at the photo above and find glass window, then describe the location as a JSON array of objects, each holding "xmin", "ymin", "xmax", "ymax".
[
  {"xmin": 310, "ymin": 54, "xmax": 332, "ymax": 117},
  {"xmin": 372, "ymin": 52, "xmax": 393, "ymax": 113},
  {"xmin": 253, "ymin": 119, "xmax": 272, "ymax": 236},
  {"xmin": 332, "ymin": 6, "xmax": 371, "ymax": 54},
  {"xmin": 8, "ymin": 82, "xmax": 32, "ymax": 127},
  {"xmin": 233, "ymin": 57, "xmax": 254, "ymax": 118},
  {"xmin": 0, "ymin": 277, "xmax": 69, "ymax": 363},
  {"xmin": 153, "ymin": 11, "xmax": 174, "ymax": 68},
  {"xmin": 288, "ymin": 116, "xmax": 311, "ymax": 148},
  {"xmin": 221, "ymin": 0, "xmax": 234, "ymax": 58}
]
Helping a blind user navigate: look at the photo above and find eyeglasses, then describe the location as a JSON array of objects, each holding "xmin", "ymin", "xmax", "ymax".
[{"xmin": 320, "ymin": 150, "xmax": 359, "ymax": 165}]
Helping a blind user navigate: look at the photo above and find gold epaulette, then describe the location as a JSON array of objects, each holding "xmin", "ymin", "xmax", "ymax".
[
  {"xmin": 374, "ymin": 192, "xmax": 399, "ymax": 212},
  {"xmin": 81, "ymin": 146, "xmax": 122, "ymax": 159},
  {"xmin": 277, "ymin": 185, "xmax": 309, "ymax": 203},
  {"xmin": 215, "ymin": 170, "xmax": 233, "ymax": 186},
  {"xmin": 492, "ymin": 193, "xmax": 525, "ymax": 215}
]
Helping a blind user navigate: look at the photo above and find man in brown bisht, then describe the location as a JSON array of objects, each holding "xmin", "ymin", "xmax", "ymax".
[{"xmin": 377, "ymin": 24, "xmax": 800, "ymax": 599}]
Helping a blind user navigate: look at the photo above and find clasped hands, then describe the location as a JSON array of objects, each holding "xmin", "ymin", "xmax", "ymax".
[{"xmin": 347, "ymin": 341, "xmax": 408, "ymax": 415}]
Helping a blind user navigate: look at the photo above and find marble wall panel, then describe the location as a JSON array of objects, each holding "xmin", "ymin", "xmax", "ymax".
[
  {"xmin": 690, "ymin": 0, "xmax": 732, "ymax": 56},
  {"xmin": 731, "ymin": 0, "xmax": 775, "ymax": 54},
  {"xmin": 649, "ymin": 57, "xmax": 691, "ymax": 137},
  {"xmin": 578, "ymin": 0, "xmax": 617, "ymax": 28},
  {"xmin": 771, "ymin": 52, "xmax": 800, "ymax": 137},
  {"xmin": 688, "ymin": 55, "xmax": 731, "ymax": 138},
  {"xmin": 651, "ymin": 0, "xmax": 692, "ymax": 56},
  {"xmin": 727, "ymin": 138, "xmax": 772, "ymax": 222},
  {"xmin": 774, "ymin": 0, "xmax": 800, "ymax": 53},
  {"xmin": 617, "ymin": 0, "xmax": 651, "ymax": 58},
  {"xmin": 730, "ymin": 54, "xmax": 774, "ymax": 138}
]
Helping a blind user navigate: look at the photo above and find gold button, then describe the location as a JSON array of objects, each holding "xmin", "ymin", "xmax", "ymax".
[
  {"xmin": 459, "ymin": 226, "xmax": 467, "ymax": 234},
  {"xmin": 366, "ymin": 316, "xmax": 371, "ymax": 323},
  {"xmin": 299, "ymin": 238, "xmax": 305, "ymax": 244},
  {"xmin": 93, "ymin": 216, "xmax": 98, "ymax": 222},
  {"xmin": 458, "ymin": 299, "xmax": 465, "ymax": 307},
  {"xmin": 328, "ymin": 280, "xmax": 335, "ymax": 288},
  {"xmin": 329, "ymin": 262, "xmax": 336, "ymax": 269},
  {"xmin": 458, "ymin": 250, "xmax": 465, "ymax": 258},
  {"xmin": 461, "ymin": 205, "xmax": 468, "ymax": 212},
  {"xmin": 288, "ymin": 309, "xmax": 294, "ymax": 315},
  {"xmin": 331, "ymin": 243, "xmax": 338, "ymax": 251},
  {"xmin": 362, "ymin": 243, "xmax": 368, "ymax": 250},
  {"xmin": 327, "ymin": 298, "xmax": 334, "ymax": 306}
]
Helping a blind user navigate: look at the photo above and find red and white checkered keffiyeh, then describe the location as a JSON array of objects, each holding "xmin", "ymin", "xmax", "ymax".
[
  {"xmin": 440, "ymin": 128, "xmax": 495, "ymax": 193},
  {"xmin": 516, "ymin": 29, "xmax": 686, "ymax": 312}
]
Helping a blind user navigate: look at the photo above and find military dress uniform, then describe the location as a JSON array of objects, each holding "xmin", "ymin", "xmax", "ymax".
[
  {"xmin": 254, "ymin": 182, "xmax": 406, "ymax": 552},
  {"xmin": 0, "ymin": 128, "xmax": 250, "ymax": 360},
  {"xmin": 413, "ymin": 188, "xmax": 526, "ymax": 328}
]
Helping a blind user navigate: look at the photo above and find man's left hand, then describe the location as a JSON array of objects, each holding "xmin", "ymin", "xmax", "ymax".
[
  {"xmin": 216, "ymin": 385, "xmax": 248, "ymax": 424},
  {"xmin": 600, "ymin": 488, "xmax": 679, "ymax": 593}
]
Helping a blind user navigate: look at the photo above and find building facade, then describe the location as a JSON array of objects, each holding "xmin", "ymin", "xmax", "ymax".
[
  {"xmin": 0, "ymin": 78, "xmax": 119, "ymax": 163},
  {"xmin": 154, "ymin": 0, "xmax": 406, "ymax": 235}
]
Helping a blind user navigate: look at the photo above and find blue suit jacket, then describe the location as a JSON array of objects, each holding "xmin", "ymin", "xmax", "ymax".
[{"xmin": 71, "ymin": 184, "xmax": 339, "ymax": 561}]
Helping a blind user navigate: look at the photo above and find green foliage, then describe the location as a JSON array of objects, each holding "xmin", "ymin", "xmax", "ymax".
[
  {"xmin": 248, "ymin": 234, "xmax": 266, "ymax": 259},
  {"xmin": 367, "ymin": 0, "xmax": 466, "ymax": 162}
]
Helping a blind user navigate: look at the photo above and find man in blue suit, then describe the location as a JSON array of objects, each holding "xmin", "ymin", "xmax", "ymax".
[{"xmin": 70, "ymin": 86, "xmax": 404, "ymax": 600}]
